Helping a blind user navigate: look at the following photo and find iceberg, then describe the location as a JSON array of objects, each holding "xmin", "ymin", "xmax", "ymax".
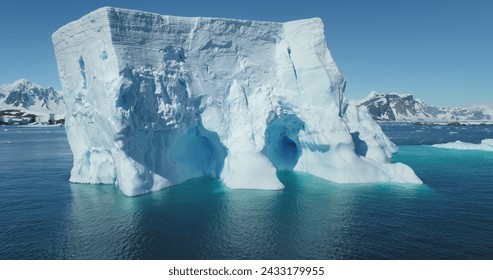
[
  {"xmin": 432, "ymin": 139, "xmax": 493, "ymax": 152},
  {"xmin": 52, "ymin": 7, "xmax": 422, "ymax": 196}
]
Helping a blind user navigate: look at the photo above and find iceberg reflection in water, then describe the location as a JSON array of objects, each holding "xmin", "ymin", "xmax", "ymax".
[{"xmin": 62, "ymin": 174, "xmax": 434, "ymax": 259}]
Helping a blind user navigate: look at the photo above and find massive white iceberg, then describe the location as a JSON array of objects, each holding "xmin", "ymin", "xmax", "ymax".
[
  {"xmin": 52, "ymin": 7, "xmax": 422, "ymax": 196},
  {"xmin": 432, "ymin": 139, "xmax": 493, "ymax": 152}
]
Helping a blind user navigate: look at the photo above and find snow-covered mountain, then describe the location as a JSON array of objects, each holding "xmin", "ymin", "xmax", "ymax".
[
  {"xmin": 0, "ymin": 79, "xmax": 65, "ymax": 124},
  {"xmin": 358, "ymin": 91, "xmax": 493, "ymax": 122}
]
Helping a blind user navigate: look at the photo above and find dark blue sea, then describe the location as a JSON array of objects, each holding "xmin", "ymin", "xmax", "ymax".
[{"xmin": 0, "ymin": 123, "xmax": 492, "ymax": 259}]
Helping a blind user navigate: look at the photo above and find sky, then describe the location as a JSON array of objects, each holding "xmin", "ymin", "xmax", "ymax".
[{"xmin": 0, "ymin": 0, "xmax": 491, "ymax": 106}]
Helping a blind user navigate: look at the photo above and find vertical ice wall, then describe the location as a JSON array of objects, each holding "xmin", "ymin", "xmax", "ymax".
[{"xmin": 53, "ymin": 7, "xmax": 421, "ymax": 196}]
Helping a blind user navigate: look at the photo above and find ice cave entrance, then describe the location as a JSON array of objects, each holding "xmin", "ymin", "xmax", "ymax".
[{"xmin": 263, "ymin": 115, "xmax": 304, "ymax": 171}]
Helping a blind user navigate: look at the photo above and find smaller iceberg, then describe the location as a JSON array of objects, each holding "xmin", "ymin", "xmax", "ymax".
[{"xmin": 432, "ymin": 139, "xmax": 493, "ymax": 152}]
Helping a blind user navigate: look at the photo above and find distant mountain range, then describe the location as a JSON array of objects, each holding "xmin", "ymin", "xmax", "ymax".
[
  {"xmin": 2, "ymin": 80, "xmax": 492, "ymax": 125},
  {"xmin": 358, "ymin": 91, "xmax": 493, "ymax": 122},
  {"xmin": 0, "ymin": 79, "xmax": 65, "ymax": 125}
]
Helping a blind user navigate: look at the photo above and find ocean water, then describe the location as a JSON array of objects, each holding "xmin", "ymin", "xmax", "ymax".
[{"xmin": 0, "ymin": 123, "xmax": 492, "ymax": 259}]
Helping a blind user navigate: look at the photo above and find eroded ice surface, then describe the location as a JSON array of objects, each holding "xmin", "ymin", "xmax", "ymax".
[{"xmin": 52, "ymin": 7, "xmax": 422, "ymax": 196}]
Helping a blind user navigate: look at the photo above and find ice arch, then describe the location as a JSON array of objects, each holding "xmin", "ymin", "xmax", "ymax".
[{"xmin": 263, "ymin": 115, "xmax": 304, "ymax": 171}]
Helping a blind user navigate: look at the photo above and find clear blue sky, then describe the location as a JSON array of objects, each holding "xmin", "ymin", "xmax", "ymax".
[{"xmin": 0, "ymin": 0, "xmax": 491, "ymax": 106}]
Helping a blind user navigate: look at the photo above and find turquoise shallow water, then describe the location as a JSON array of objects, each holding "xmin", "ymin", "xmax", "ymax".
[{"xmin": 0, "ymin": 124, "xmax": 492, "ymax": 259}]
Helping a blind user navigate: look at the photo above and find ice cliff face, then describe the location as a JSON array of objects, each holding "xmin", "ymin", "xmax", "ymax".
[{"xmin": 52, "ymin": 7, "xmax": 421, "ymax": 196}]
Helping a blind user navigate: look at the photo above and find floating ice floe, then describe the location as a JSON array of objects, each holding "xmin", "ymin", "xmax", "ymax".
[{"xmin": 432, "ymin": 139, "xmax": 493, "ymax": 152}]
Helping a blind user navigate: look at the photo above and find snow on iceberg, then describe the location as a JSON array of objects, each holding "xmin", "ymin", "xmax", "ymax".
[
  {"xmin": 432, "ymin": 139, "xmax": 493, "ymax": 152},
  {"xmin": 52, "ymin": 7, "xmax": 422, "ymax": 196}
]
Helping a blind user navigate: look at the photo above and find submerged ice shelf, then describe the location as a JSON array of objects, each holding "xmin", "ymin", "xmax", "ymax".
[{"xmin": 52, "ymin": 7, "xmax": 422, "ymax": 196}]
